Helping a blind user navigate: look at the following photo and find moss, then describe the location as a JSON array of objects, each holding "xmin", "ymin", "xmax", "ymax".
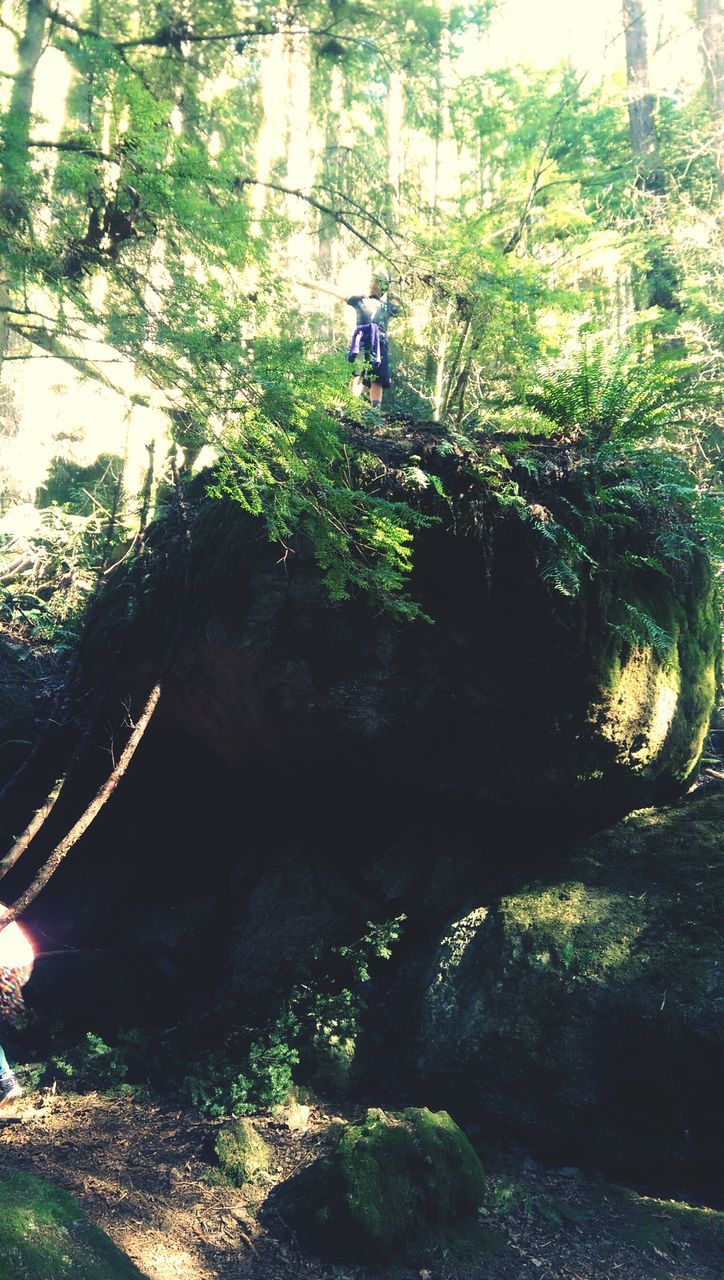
[
  {"xmin": 282, "ymin": 1106, "xmax": 487, "ymax": 1263},
  {"xmin": 608, "ymin": 1186, "xmax": 724, "ymax": 1259},
  {"xmin": 420, "ymin": 788, "xmax": 724, "ymax": 1177},
  {"xmin": 588, "ymin": 546, "xmax": 719, "ymax": 793},
  {"xmin": 214, "ymin": 1118, "xmax": 271, "ymax": 1186},
  {"xmin": 0, "ymin": 1170, "xmax": 148, "ymax": 1279}
]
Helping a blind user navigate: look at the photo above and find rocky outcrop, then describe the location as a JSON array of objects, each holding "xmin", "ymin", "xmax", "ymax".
[
  {"xmin": 94, "ymin": 429, "xmax": 719, "ymax": 833},
  {"xmin": 416, "ymin": 787, "xmax": 724, "ymax": 1185}
]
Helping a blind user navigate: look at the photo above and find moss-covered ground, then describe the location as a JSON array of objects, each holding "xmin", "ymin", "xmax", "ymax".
[
  {"xmin": 0, "ymin": 1168, "xmax": 148, "ymax": 1279},
  {"xmin": 0, "ymin": 1089, "xmax": 722, "ymax": 1280}
]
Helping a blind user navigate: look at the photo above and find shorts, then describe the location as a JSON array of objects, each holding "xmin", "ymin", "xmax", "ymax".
[{"xmin": 348, "ymin": 338, "xmax": 391, "ymax": 389}]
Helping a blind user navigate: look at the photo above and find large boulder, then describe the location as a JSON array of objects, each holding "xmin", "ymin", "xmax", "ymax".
[
  {"xmin": 94, "ymin": 432, "xmax": 718, "ymax": 832},
  {"xmin": 417, "ymin": 787, "xmax": 724, "ymax": 1187}
]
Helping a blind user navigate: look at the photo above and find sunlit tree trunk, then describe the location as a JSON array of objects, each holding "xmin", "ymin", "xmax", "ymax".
[
  {"xmin": 317, "ymin": 65, "xmax": 346, "ymax": 338},
  {"xmin": 386, "ymin": 70, "xmax": 404, "ymax": 228},
  {"xmin": 0, "ymin": 0, "xmax": 51, "ymax": 378},
  {"xmin": 621, "ymin": 0, "xmax": 663, "ymax": 191},
  {"xmin": 432, "ymin": 299, "xmax": 453, "ymax": 419},
  {"xmin": 695, "ymin": 0, "xmax": 723, "ymax": 191},
  {"xmin": 433, "ymin": 0, "xmax": 458, "ymax": 209}
]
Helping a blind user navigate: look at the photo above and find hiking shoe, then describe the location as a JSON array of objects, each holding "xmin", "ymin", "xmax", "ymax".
[{"xmin": 0, "ymin": 1077, "xmax": 22, "ymax": 1106}]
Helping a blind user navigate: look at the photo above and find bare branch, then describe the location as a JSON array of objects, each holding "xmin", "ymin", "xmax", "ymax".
[{"xmin": 235, "ymin": 177, "xmax": 394, "ymax": 263}]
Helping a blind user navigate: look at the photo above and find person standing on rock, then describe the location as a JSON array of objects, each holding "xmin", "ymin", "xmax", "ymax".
[
  {"xmin": 298, "ymin": 270, "xmax": 400, "ymax": 411},
  {"xmin": 0, "ymin": 906, "xmax": 34, "ymax": 1107}
]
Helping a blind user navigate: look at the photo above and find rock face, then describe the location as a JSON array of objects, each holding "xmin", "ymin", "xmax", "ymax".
[
  {"xmin": 101, "ymin": 435, "xmax": 718, "ymax": 832},
  {"xmin": 416, "ymin": 788, "xmax": 724, "ymax": 1185},
  {"xmin": 278, "ymin": 1106, "xmax": 486, "ymax": 1263}
]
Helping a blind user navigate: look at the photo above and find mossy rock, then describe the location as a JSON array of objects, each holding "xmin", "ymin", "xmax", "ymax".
[
  {"xmin": 0, "ymin": 1170, "xmax": 148, "ymax": 1279},
  {"xmin": 418, "ymin": 787, "xmax": 724, "ymax": 1184},
  {"xmin": 86, "ymin": 445, "xmax": 719, "ymax": 834},
  {"xmin": 280, "ymin": 1106, "xmax": 486, "ymax": 1263},
  {"xmin": 215, "ymin": 1118, "xmax": 271, "ymax": 1186}
]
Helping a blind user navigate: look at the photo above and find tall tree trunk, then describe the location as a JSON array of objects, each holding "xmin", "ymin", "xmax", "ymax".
[
  {"xmin": 695, "ymin": 0, "xmax": 724, "ymax": 191},
  {"xmin": 433, "ymin": 0, "xmax": 458, "ymax": 209},
  {"xmin": 318, "ymin": 64, "xmax": 345, "ymax": 296},
  {"xmin": 0, "ymin": 0, "xmax": 51, "ymax": 378},
  {"xmin": 622, "ymin": 0, "xmax": 663, "ymax": 191},
  {"xmin": 386, "ymin": 70, "xmax": 404, "ymax": 229}
]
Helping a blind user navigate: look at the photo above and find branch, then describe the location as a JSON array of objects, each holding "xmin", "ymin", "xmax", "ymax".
[
  {"xmin": 504, "ymin": 88, "xmax": 576, "ymax": 255},
  {"xmin": 25, "ymin": 139, "xmax": 116, "ymax": 161},
  {"xmin": 48, "ymin": 11, "xmax": 378, "ymax": 55},
  {"xmin": 7, "ymin": 321, "xmax": 133, "ymax": 396},
  {"xmin": 0, "ymin": 462, "xmax": 190, "ymax": 925},
  {"xmin": 235, "ymin": 178, "xmax": 394, "ymax": 262},
  {"xmin": 0, "ymin": 680, "xmax": 163, "ymax": 924}
]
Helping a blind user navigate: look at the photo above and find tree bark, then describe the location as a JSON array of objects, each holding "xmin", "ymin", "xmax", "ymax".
[
  {"xmin": 0, "ymin": 0, "xmax": 51, "ymax": 377},
  {"xmin": 695, "ymin": 0, "xmax": 724, "ymax": 190},
  {"xmin": 386, "ymin": 70, "xmax": 404, "ymax": 229},
  {"xmin": 433, "ymin": 0, "xmax": 458, "ymax": 208},
  {"xmin": 622, "ymin": 0, "xmax": 663, "ymax": 190}
]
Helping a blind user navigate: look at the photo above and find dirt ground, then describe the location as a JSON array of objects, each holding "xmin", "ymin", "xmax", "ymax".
[{"xmin": 0, "ymin": 1088, "xmax": 722, "ymax": 1280}]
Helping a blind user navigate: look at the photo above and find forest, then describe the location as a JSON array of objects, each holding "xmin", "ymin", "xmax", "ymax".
[{"xmin": 0, "ymin": 0, "xmax": 722, "ymax": 1277}]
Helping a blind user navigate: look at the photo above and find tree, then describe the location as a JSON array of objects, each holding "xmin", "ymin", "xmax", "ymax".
[
  {"xmin": 621, "ymin": 0, "xmax": 663, "ymax": 190},
  {"xmin": 695, "ymin": 0, "xmax": 724, "ymax": 190}
]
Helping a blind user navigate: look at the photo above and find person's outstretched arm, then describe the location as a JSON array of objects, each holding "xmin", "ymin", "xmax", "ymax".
[{"xmin": 295, "ymin": 277, "xmax": 349, "ymax": 302}]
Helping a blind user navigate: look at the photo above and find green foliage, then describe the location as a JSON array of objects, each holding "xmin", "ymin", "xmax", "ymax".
[
  {"xmin": 176, "ymin": 1010, "xmax": 301, "ymax": 1118},
  {"xmin": 294, "ymin": 914, "xmax": 407, "ymax": 1090},
  {"xmin": 203, "ymin": 345, "xmax": 431, "ymax": 617},
  {"xmin": 49, "ymin": 1032, "xmax": 131, "ymax": 1093},
  {"xmin": 36, "ymin": 915, "xmax": 407, "ymax": 1118},
  {"xmin": 520, "ymin": 340, "xmax": 708, "ymax": 446}
]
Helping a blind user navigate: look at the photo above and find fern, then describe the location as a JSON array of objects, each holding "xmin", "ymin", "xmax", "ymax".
[
  {"xmin": 522, "ymin": 340, "xmax": 707, "ymax": 446},
  {"xmin": 610, "ymin": 604, "xmax": 674, "ymax": 659}
]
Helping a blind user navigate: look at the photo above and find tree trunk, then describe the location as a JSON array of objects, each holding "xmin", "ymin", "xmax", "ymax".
[
  {"xmin": 622, "ymin": 0, "xmax": 663, "ymax": 190},
  {"xmin": 695, "ymin": 0, "xmax": 724, "ymax": 191},
  {"xmin": 0, "ymin": 0, "xmax": 50, "ymax": 377},
  {"xmin": 433, "ymin": 0, "xmax": 458, "ymax": 208},
  {"xmin": 386, "ymin": 70, "xmax": 405, "ymax": 229}
]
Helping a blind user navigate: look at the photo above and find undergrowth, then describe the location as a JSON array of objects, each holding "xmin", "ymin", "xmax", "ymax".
[{"xmin": 31, "ymin": 915, "xmax": 407, "ymax": 1117}]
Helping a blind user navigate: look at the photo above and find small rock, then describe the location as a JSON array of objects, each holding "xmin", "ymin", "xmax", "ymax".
[
  {"xmin": 522, "ymin": 1155, "xmax": 538, "ymax": 1171},
  {"xmin": 284, "ymin": 1101, "xmax": 311, "ymax": 1133},
  {"xmin": 215, "ymin": 1119, "xmax": 272, "ymax": 1187},
  {"xmin": 558, "ymin": 1166, "xmax": 581, "ymax": 1178}
]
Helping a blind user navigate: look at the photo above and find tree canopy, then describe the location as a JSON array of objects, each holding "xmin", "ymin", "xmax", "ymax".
[{"xmin": 0, "ymin": 0, "xmax": 721, "ymax": 616}]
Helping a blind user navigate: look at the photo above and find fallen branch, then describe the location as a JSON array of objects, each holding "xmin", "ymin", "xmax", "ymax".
[
  {"xmin": 0, "ymin": 679, "xmax": 162, "ymax": 926},
  {"xmin": 0, "ymin": 458, "xmax": 190, "ymax": 925},
  {"xmin": 0, "ymin": 451, "xmax": 130, "ymax": 814}
]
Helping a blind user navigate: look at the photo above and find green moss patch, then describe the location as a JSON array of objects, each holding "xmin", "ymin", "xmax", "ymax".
[
  {"xmin": 215, "ymin": 1118, "xmax": 271, "ymax": 1186},
  {"xmin": 280, "ymin": 1106, "xmax": 488, "ymax": 1263},
  {"xmin": 420, "ymin": 787, "xmax": 724, "ymax": 1177},
  {"xmin": 0, "ymin": 1170, "xmax": 148, "ymax": 1280}
]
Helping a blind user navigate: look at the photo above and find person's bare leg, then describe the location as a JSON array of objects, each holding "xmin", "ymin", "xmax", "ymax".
[
  {"xmin": 369, "ymin": 381, "xmax": 383, "ymax": 410},
  {"xmin": 350, "ymin": 374, "xmax": 366, "ymax": 398}
]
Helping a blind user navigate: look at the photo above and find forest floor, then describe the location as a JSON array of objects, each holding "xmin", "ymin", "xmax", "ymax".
[{"xmin": 0, "ymin": 1087, "xmax": 722, "ymax": 1280}]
